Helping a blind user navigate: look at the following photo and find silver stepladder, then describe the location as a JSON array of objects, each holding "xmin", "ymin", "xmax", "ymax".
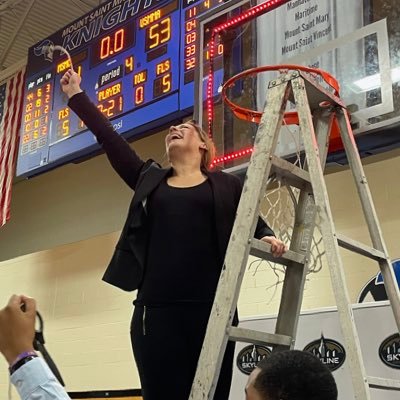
[{"xmin": 189, "ymin": 68, "xmax": 400, "ymax": 399}]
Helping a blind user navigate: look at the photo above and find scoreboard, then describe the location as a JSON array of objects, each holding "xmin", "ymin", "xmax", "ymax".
[
  {"xmin": 180, "ymin": 0, "xmax": 225, "ymax": 110},
  {"xmin": 16, "ymin": 0, "xmax": 228, "ymax": 177}
]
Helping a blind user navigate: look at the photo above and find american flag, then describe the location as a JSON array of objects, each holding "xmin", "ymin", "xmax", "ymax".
[{"xmin": 0, "ymin": 68, "xmax": 26, "ymax": 227}]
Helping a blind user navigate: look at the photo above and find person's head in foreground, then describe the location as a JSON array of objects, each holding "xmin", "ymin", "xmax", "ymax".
[{"xmin": 245, "ymin": 350, "xmax": 338, "ymax": 400}]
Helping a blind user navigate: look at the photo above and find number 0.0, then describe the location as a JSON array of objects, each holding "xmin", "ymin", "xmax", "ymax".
[{"xmin": 100, "ymin": 29, "xmax": 125, "ymax": 59}]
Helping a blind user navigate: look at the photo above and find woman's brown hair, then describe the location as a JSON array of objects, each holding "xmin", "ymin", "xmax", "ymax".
[{"xmin": 187, "ymin": 120, "xmax": 216, "ymax": 170}]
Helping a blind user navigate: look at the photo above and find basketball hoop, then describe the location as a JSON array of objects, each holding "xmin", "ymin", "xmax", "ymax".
[
  {"xmin": 220, "ymin": 64, "xmax": 343, "ymax": 152},
  {"xmin": 221, "ymin": 64, "xmax": 340, "ymax": 124}
]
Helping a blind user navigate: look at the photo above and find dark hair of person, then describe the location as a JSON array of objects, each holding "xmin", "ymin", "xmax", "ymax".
[
  {"xmin": 186, "ymin": 120, "xmax": 216, "ymax": 170},
  {"xmin": 254, "ymin": 350, "xmax": 338, "ymax": 400}
]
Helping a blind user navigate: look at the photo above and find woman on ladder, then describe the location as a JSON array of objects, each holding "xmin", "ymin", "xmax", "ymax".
[{"xmin": 61, "ymin": 69, "xmax": 286, "ymax": 400}]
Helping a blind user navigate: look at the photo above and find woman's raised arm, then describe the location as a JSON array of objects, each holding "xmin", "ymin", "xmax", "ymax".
[{"xmin": 61, "ymin": 69, "xmax": 145, "ymax": 190}]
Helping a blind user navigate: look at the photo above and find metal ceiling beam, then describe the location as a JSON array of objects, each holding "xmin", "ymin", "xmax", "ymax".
[
  {"xmin": 0, "ymin": 0, "xmax": 24, "ymax": 13},
  {"xmin": 0, "ymin": 0, "xmax": 35, "ymax": 69}
]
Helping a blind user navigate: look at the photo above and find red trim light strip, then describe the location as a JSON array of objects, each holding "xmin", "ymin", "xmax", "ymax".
[
  {"xmin": 206, "ymin": 0, "xmax": 290, "ymax": 162},
  {"xmin": 210, "ymin": 147, "xmax": 253, "ymax": 168},
  {"xmin": 214, "ymin": 0, "xmax": 287, "ymax": 33}
]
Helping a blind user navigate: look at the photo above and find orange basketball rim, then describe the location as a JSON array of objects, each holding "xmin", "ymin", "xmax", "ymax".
[{"xmin": 221, "ymin": 64, "xmax": 345, "ymax": 153}]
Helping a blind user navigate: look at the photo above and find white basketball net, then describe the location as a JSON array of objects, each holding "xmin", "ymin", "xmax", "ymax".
[{"xmin": 248, "ymin": 123, "xmax": 326, "ymax": 304}]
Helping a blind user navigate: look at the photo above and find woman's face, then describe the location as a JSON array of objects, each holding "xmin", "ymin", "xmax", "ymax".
[{"xmin": 165, "ymin": 123, "xmax": 206, "ymax": 160}]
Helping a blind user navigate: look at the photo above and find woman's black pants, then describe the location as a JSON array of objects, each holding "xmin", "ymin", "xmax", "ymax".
[{"xmin": 131, "ymin": 304, "xmax": 237, "ymax": 400}]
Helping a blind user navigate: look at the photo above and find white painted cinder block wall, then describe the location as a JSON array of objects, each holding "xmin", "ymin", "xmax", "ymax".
[{"xmin": 0, "ymin": 134, "xmax": 399, "ymax": 394}]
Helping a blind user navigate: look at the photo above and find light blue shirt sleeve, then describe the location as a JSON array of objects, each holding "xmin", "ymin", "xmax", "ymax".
[{"xmin": 10, "ymin": 357, "xmax": 70, "ymax": 400}]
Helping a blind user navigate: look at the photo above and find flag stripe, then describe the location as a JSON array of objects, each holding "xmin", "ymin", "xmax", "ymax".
[
  {"xmin": 0, "ymin": 80, "xmax": 14, "ymax": 174},
  {"xmin": 4, "ymin": 70, "xmax": 25, "ymax": 225},
  {"xmin": 0, "ymin": 78, "xmax": 16, "ymax": 223},
  {"xmin": 2, "ymin": 71, "xmax": 25, "ymax": 225},
  {"xmin": 0, "ymin": 68, "xmax": 26, "ymax": 226},
  {"xmin": 0, "ymin": 77, "xmax": 17, "ymax": 225}
]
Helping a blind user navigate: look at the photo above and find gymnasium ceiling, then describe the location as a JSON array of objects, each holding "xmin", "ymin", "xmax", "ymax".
[{"xmin": 0, "ymin": 0, "xmax": 106, "ymax": 73}]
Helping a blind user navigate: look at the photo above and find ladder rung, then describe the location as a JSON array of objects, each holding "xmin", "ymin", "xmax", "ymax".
[
  {"xmin": 228, "ymin": 327, "xmax": 292, "ymax": 347},
  {"xmin": 271, "ymin": 156, "xmax": 311, "ymax": 189},
  {"xmin": 223, "ymin": 159, "xmax": 311, "ymax": 190},
  {"xmin": 250, "ymin": 239, "xmax": 306, "ymax": 267},
  {"xmin": 368, "ymin": 376, "xmax": 400, "ymax": 391},
  {"xmin": 336, "ymin": 233, "xmax": 386, "ymax": 261}
]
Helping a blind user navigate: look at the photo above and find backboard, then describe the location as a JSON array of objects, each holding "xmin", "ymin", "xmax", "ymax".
[{"xmin": 194, "ymin": 0, "xmax": 400, "ymax": 167}]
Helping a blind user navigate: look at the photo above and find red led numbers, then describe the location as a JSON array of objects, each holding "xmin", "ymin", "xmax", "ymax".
[{"xmin": 100, "ymin": 28, "xmax": 125, "ymax": 60}]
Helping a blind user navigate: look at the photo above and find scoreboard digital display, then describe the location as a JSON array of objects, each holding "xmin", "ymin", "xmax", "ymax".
[
  {"xmin": 179, "ymin": 0, "xmax": 225, "ymax": 110},
  {"xmin": 17, "ymin": 0, "xmax": 228, "ymax": 177}
]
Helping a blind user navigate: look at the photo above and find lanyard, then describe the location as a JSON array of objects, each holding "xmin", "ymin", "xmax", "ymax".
[{"xmin": 34, "ymin": 311, "xmax": 65, "ymax": 387}]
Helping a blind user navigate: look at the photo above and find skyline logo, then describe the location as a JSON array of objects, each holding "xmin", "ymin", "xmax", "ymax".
[
  {"xmin": 236, "ymin": 345, "xmax": 271, "ymax": 375},
  {"xmin": 303, "ymin": 334, "xmax": 346, "ymax": 371},
  {"xmin": 379, "ymin": 333, "xmax": 400, "ymax": 369}
]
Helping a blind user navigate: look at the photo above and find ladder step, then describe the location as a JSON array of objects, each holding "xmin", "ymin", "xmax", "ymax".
[
  {"xmin": 222, "ymin": 158, "xmax": 311, "ymax": 190},
  {"xmin": 271, "ymin": 156, "xmax": 311, "ymax": 189},
  {"xmin": 289, "ymin": 70, "xmax": 346, "ymax": 111},
  {"xmin": 228, "ymin": 326, "xmax": 292, "ymax": 347},
  {"xmin": 368, "ymin": 376, "xmax": 400, "ymax": 391},
  {"xmin": 336, "ymin": 233, "xmax": 386, "ymax": 261},
  {"xmin": 250, "ymin": 239, "xmax": 306, "ymax": 267}
]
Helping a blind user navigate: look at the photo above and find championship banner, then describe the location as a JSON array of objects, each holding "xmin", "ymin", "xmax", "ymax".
[{"xmin": 257, "ymin": 0, "xmax": 365, "ymax": 109}]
